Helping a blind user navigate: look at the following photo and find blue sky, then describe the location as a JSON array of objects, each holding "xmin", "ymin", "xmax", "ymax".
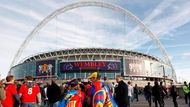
[{"xmin": 0, "ymin": 0, "xmax": 190, "ymax": 82}]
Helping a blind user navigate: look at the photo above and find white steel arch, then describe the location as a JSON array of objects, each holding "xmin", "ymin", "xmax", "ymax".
[{"xmin": 10, "ymin": 1, "xmax": 176, "ymax": 79}]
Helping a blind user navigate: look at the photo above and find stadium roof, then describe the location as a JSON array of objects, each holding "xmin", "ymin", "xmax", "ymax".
[{"xmin": 20, "ymin": 48, "xmax": 161, "ymax": 64}]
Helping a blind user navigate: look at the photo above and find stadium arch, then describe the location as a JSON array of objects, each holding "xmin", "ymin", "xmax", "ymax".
[{"xmin": 10, "ymin": 1, "xmax": 176, "ymax": 80}]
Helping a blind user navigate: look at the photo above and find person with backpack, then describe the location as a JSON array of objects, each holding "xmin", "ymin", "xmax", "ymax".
[
  {"xmin": 58, "ymin": 79, "xmax": 83, "ymax": 107},
  {"xmin": 19, "ymin": 76, "xmax": 41, "ymax": 107},
  {"xmin": 1, "ymin": 75, "xmax": 21, "ymax": 107}
]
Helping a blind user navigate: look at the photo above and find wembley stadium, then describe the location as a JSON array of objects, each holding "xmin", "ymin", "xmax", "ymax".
[
  {"xmin": 7, "ymin": 1, "xmax": 178, "ymax": 86},
  {"xmin": 10, "ymin": 48, "xmax": 176, "ymax": 83}
]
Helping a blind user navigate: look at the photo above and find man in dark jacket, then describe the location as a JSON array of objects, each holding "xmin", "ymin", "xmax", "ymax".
[
  {"xmin": 170, "ymin": 82, "xmax": 178, "ymax": 107},
  {"xmin": 144, "ymin": 82, "xmax": 152, "ymax": 107},
  {"xmin": 47, "ymin": 80, "xmax": 61, "ymax": 107},
  {"xmin": 152, "ymin": 81, "xmax": 163, "ymax": 107},
  {"xmin": 114, "ymin": 75, "xmax": 128, "ymax": 107},
  {"xmin": 134, "ymin": 84, "xmax": 139, "ymax": 102}
]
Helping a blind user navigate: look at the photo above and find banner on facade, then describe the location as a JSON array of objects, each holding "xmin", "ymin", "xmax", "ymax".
[
  {"xmin": 60, "ymin": 61, "xmax": 120, "ymax": 72},
  {"xmin": 36, "ymin": 60, "xmax": 55, "ymax": 77}
]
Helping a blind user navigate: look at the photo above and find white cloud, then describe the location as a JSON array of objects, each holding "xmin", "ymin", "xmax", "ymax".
[
  {"xmin": 0, "ymin": 0, "xmax": 190, "ymax": 80},
  {"xmin": 0, "ymin": 3, "xmax": 44, "ymax": 21},
  {"xmin": 176, "ymin": 68, "xmax": 190, "ymax": 82},
  {"xmin": 124, "ymin": 0, "xmax": 175, "ymax": 39},
  {"xmin": 0, "ymin": 16, "xmax": 31, "ymax": 30},
  {"xmin": 150, "ymin": 1, "xmax": 190, "ymax": 34},
  {"xmin": 125, "ymin": 1, "xmax": 190, "ymax": 50},
  {"xmin": 182, "ymin": 52, "xmax": 190, "ymax": 57}
]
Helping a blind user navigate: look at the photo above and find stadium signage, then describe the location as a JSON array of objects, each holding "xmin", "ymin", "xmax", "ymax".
[
  {"xmin": 60, "ymin": 61, "xmax": 120, "ymax": 72},
  {"xmin": 73, "ymin": 62, "xmax": 106, "ymax": 68},
  {"xmin": 125, "ymin": 59, "xmax": 145, "ymax": 76},
  {"xmin": 36, "ymin": 60, "xmax": 55, "ymax": 77}
]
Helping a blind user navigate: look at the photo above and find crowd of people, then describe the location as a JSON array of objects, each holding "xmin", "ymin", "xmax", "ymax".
[{"xmin": 0, "ymin": 72, "xmax": 190, "ymax": 107}]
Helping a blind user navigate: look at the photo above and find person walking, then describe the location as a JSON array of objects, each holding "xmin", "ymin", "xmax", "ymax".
[
  {"xmin": 170, "ymin": 82, "xmax": 178, "ymax": 107},
  {"xmin": 1, "ymin": 75, "xmax": 21, "ymax": 107},
  {"xmin": 19, "ymin": 76, "xmax": 41, "ymax": 107},
  {"xmin": 114, "ymin": 75, "xmax": 128, "ymax": 107},
  {"xmin": 47, "ymin": 80, "xmax": 61, "ymax": 107},
  {"xmin": 127, "ymin": 81, "xmax": 133, "ymax": 107},
  {"xmin": 104, "ymin": 77, "xmax": 114, "ymax": 94},
  {"xmin": 0, "ymin": 79, "xmax": 6, "ymax": 107},
  {"xmin": 44, "ymin": 82, "xmax": 50, "ymax": 107},
  {"xmin": 133, "ymin": 84, "xmax": 139, "ymax": 102},
  {"xmin": 182, "ymin": 81, "xmax": 189, "ymax": 104},
  {"xmin": 160, "ymin": 82, "xmax": 167, "ymax": 106},
  {"xmin": 152, "ymin": 81, "xmax": 163, "ymax": 107},
  {"xmin": 188, "ymin": 82, "xmax": 190, "ymax": 107},
  {"xmin": 144, "ymin": 82, "xmax": 152, "ymax": 107}
]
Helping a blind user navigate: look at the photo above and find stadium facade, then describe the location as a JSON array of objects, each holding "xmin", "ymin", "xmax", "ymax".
[{"xmin": 10, "ymin": 48, "xmax": 176, "ymax": 81}]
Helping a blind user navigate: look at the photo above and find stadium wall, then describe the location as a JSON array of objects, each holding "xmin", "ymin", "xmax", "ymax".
[{"xmin": 10, "ymin": 49, "xmax": 175, "ymax": 81}]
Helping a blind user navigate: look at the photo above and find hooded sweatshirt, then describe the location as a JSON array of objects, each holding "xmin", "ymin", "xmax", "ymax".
[{"xmin": 19, "ymin": 81, "xmax": 41, "ymax": 103}]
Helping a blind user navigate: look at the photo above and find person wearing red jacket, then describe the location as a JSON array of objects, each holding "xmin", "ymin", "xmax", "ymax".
[
  {"xmin": 19, "ymin": 76, "xmax": 41, "ymax": 107},
  {"xmin": 1, "ymin": 75, "xmax": 21, "ymax": 107}
]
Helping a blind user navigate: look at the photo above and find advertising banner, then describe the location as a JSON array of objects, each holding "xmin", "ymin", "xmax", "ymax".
[
  {"xmin": 125, "ymin": 59, "xmax": 145, "ymax": 76},
  {"xmin": 60, "ymin": 61, "xmax": 120, "ymax": 73},
  {"xmin": 36, "ymin": 60, "xmax": 55, "ymax": 77}
]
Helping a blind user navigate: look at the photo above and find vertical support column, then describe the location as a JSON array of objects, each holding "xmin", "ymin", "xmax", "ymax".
[
  {"xmin": 162, "ymin": 65, "xmax": 166, "ymax": 86},
  {"xmin": 64, "ymin": 73, "xmax": 66, "ymax": 80},
  {"xmin": 120, "ymin": 56, "xmax": 126, "ymax": 77}
]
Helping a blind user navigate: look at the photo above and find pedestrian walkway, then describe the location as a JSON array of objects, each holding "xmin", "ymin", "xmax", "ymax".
[{"xmin": 131, "ymin": 95, "xmax": 187, "ymax": 107}]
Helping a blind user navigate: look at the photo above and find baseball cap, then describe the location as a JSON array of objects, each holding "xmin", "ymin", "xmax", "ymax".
[{"xmin": 87, "ymin": 72, "xmax": 98, "ymax": 79}]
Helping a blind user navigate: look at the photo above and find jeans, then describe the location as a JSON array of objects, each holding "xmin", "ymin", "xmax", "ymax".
[
  {"xmin": 128, "ymin": 96, "xmax": 132, "ymax": 107},
  {"xmin": 146, "ymin": 95, "xmax": 151, "ymax": 106},
  {"xmin": 44, "ymin": 100, "xmax": 48, "ymax": 107},
  {"xmin": 21, "ymin": 102, "xmax": 37, "ymax": 107},
  {"xmin": 48, "ymin": 101, "xmax": 59, "ymax": 107}
]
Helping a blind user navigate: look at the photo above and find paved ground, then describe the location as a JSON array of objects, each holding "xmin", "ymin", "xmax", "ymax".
[{"xmin": 131, "ymin": 95, "xmax": 188, "ymax": 107}]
